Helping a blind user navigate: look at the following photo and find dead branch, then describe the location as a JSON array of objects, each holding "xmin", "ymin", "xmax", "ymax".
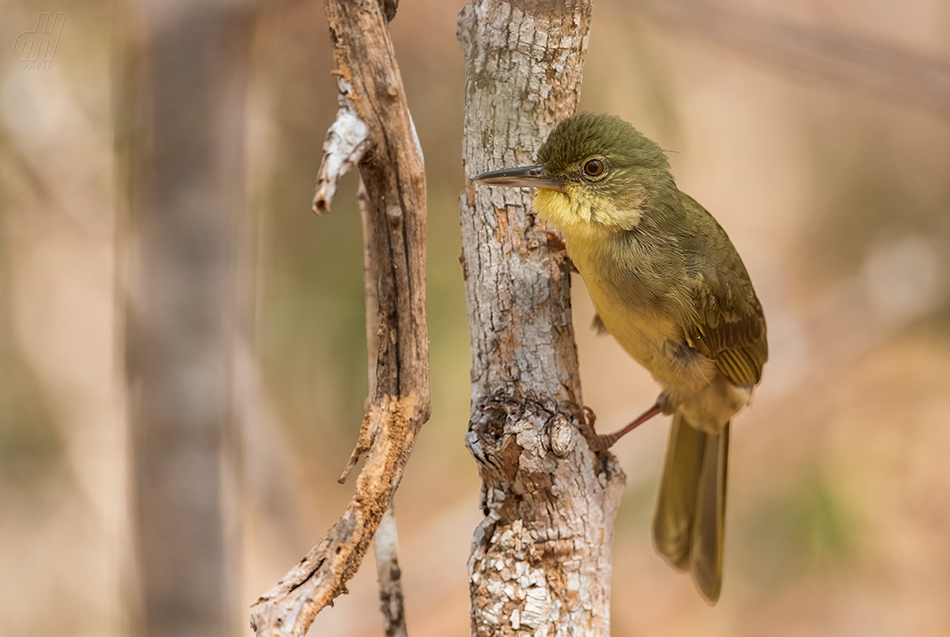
[
  {"xmin": 374, "ymin": 507, "xmax": 408, "ymax": 637},
  {"xmin": 361, "ymin": 177, "xmax": 408, "ymax": 637},
  {"xmin": 249, "ymin": 0, "xmax": 429, "ymax": 634}
]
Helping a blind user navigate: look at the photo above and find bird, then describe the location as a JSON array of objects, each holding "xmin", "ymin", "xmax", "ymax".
[{"xmin": 472, "ymin": 113, "xmax": 768, "ymax": 604}]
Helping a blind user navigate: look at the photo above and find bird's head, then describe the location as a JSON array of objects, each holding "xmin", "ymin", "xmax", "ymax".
[{"xmin": 474, "ymin": 113, "xmax": 676, "ymax": 239}]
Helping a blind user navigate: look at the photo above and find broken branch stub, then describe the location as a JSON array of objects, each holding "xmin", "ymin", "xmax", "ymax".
[{"xmin": 313, "ymin": 78, "xmax": 369, "ymax": 215}]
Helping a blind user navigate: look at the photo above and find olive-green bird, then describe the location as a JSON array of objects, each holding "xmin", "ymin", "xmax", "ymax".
[{"xmin": 473, "ymin": 113, "xmax": 768, "ymax": 604}]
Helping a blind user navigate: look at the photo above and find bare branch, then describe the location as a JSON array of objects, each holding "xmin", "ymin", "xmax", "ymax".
[
  {"xmin": 250, "ymin": 0, "xmax": 428, "ymax": 634},
  {"xmin": 361, "ymin": 177, "xmax": 408, "ymax": 637}
]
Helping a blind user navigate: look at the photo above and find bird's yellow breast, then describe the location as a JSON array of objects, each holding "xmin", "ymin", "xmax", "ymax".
[
  {"xmin": 533, "ymin": 187, "xmax": 643, "ymax": 243},
  {"xmin": 533, "ymin": 188, "xmax": 721, "ymax": 410}
]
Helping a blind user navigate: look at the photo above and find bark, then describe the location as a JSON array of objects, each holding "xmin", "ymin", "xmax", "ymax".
[
  {"xmin": 120, "ymin": 2, "xmax": 254, "ymax": 636},
  {"xmin": 458, "ymin": 2, "xmax": 626, "ymax": 636},
  {"xmin": 249, "ymin": 0, "xmax": 429, "ymax": 634},
  {"xmin": 361, "ymin": 182, "xmax": 409, "ymax": 637}
]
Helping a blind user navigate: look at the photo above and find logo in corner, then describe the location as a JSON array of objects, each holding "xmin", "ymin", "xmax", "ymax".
[{"xmin": 14, "ymin": 12, "xmax": 66, "ymax": 69}]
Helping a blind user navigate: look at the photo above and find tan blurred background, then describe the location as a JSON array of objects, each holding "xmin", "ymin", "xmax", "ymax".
[{"xmin": 2, "ymin": 0, "xmax": 950, "ymax": 635}]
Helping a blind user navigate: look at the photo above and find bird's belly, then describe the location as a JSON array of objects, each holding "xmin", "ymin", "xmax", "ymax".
[
  {"xmin": 583, "ymin": 273, "xmax": 713, "ymax": 395},
  {"xmin": 591, "ymin": 296, "xmax": 748, "ymax": 432},
  {"xmin": 575, "ymin": 253, "xmax": 749, "ymax": 434}
]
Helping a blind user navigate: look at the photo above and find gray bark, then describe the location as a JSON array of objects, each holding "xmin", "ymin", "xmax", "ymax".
[{"xmin": 458, "ymin": 1, "xmax": 626, "ymax": 635}]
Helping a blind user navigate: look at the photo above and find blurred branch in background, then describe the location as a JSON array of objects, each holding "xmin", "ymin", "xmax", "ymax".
[
  {"xmin": 250, "ymin": 0, "xmax": 430, "ymax": 634},
  {"xmin": 0, "ymin": 4, "xmax": 129, "ymax": 633},
  {"xmin": 119, "ymin": 1, "xmax": 257, "ymax": 635},
  {"xmin": 755, "ymin": 231, "xmax": 950, "ymax": 431},
  {"xmin": 638, "ymin": 0, "xmax": 950, "ymax": 117}
]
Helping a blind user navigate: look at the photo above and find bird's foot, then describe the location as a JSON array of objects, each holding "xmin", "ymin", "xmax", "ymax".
[
  {"xmin": 563, "ymin": 402, "xmax": 612, "ymax": 452},
  {"xmin": 572, "ymin": 400, "xmax": 665, "ymax": 452}
]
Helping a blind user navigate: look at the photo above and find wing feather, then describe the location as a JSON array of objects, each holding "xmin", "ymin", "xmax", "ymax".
[{"xmin": 687, "ymin": 292, "xmax": 767, "ymax": 388}]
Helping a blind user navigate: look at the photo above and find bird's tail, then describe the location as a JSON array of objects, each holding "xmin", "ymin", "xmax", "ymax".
[{"xmin": 652, "ymin": 411, "xmax": 729, "ymax": 604}]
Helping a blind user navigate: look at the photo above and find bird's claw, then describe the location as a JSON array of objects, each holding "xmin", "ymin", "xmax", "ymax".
[{"xmin": 563, "ymin": 402, "xmax": 610, "ymax": 452}]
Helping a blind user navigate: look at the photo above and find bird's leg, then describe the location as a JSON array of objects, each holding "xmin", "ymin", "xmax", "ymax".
[{"xmin": 579, "ymin": 400, "xmax": 664, "ymax": 452}]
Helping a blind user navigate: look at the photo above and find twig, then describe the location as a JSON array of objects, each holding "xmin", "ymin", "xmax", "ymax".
[{"xmin": 374, "ymin": 507, "xmax": 408, "ymax": 637}]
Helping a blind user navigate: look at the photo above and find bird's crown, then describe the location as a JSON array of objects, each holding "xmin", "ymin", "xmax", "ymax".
[{"xmin": 537, "ymin": 113, "xmax": 669, "ymax": 179}]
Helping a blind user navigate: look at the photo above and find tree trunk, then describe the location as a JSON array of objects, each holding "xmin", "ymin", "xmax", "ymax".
[
  {"xmin": 458, "ymin": 1, "xmax": 626, "ymax": 635},
  {"xmin": 120, "ymin": 2, "xmax": 255, "ymax": 636}
]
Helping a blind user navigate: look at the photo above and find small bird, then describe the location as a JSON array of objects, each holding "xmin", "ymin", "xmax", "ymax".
[{"xmin": 473, "ymin": 113, "xmax": 768, "ymax": 604}]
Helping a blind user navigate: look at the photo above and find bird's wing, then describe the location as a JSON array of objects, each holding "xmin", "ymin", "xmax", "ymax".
[
  {"xmin": 674, "ymin": 193, "xmax": 768, "ymax": 389},
  {"xmin": 684, "ymin": 281, "xmax": 767, "ymax": 388}
]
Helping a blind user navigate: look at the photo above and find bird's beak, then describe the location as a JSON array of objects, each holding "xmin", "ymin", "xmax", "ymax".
[{"xmin": 473, "ymin": 164, "xmax": 571, "ymax": 191}]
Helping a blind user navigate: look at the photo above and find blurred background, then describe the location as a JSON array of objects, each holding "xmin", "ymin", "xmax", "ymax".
[{"xmin": 2, "ymin": 0, "xmax": 950, "ymax": 635}]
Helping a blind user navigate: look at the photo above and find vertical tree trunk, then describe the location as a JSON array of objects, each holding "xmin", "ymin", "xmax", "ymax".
[
  {"xmin": 458, "ymin": 2, "xmax": 626, "ymax": 636},
  {"xmin": 120, "ymin": 2, "xmax": 255, "ymax": 636}
]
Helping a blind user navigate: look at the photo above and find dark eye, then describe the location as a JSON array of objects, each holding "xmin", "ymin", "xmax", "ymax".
[{"xmin": 583, "ymin": 159, "xmax": 605, "ymax": 178}]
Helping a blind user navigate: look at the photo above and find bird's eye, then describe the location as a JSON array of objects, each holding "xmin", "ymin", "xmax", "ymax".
[{"xmin": 583, "ymin": 159, "xmax": 605, "ymax": 178}]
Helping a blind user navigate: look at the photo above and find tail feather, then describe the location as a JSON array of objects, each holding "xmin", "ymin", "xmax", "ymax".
[
  {"xmin": 652, "ymin": 413, "xmax": 729, "ymax": 604},
  {"xmin": 652, "ymin": 413, "xmax": 706, "ymax": 571}
]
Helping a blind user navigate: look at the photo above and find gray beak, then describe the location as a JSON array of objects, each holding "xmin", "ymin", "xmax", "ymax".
[{"xmin": 473, "ymin": 164, "xmax": 570, "ymax": 191}]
